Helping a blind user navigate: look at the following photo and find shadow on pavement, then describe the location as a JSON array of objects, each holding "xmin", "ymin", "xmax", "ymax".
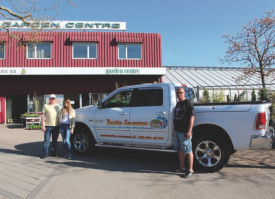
[
  {"xmin": 6, "ymin": 124, "xmax": 24, "ymax": 129},
  {"xmin": 226, "ymin": 164, "xmax": 275, "ymax": 169},
  {"xmin": 7, "ymin": 141, "xmax": 274, "ymax": 176},
  {"xmin": 7, "ymin": 141, "xmax": 204, "ymax": 176}
]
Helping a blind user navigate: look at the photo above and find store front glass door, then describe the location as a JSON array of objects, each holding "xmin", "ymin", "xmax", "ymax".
[
  {"xmin": 44, "ymin": 95, "xmax": 64, "ymax": 107},
  {"xmin": 64, "ymin": 94, "xmax": 80, "ymax": 109}
]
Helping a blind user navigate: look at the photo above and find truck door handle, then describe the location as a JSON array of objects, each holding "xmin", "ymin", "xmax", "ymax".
[
  {"xmin": 119, "ymin": 112, "xmax": 127, "ymax": 115},
  {"xmin": 155, "ymin": 112, "xmax": 166, "ymax": 115}
]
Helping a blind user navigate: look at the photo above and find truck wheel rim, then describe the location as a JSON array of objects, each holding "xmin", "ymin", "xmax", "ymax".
[
  {"xmin": 73, "ymin": 133, "xmax": 89, "ymax": 152},
  {"xmin": 195, "ymin": 140, "xmax": 221, "ymax": 167}
]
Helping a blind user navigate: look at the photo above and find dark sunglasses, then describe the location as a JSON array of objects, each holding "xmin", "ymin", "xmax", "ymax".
[{"xmin": 177, "ymin": 92, "xmax": 184, "ymax": 94}]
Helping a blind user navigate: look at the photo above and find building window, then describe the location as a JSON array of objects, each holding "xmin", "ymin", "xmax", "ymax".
[
  {"xmin": 28, "ymin": 94, "xmax": 45, "ymax": 113},
  {"xmin": 27, "ymin": 43, "xmax": 51, "ymax": 59},
  {"xmin": 0, "ymin": 43, "xmax": 5, "ymax": 59},
  {"xmin": 118, "ymin": 44, "xmax": 142, "ymax": 59},
  {"xmin": 73, "ymin": 43, "xmax": 97, "ymax": 59}
]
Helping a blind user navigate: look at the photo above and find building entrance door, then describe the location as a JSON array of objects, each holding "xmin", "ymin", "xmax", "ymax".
[
  {"xmin": 6, "ymin": 95, "xmax": 27, "ymax": 123},
  {"xmin": 63, "ymin": 94, "xmax": 79, "ymax": 109}
]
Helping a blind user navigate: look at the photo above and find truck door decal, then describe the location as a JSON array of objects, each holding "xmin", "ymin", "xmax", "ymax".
[
  {"xmin": 106, "ymin": 119, "xmax": 123, "ymax": 125},
  {"xmin": 100, "ymin": 134, "xmax": 164, "ymax": 140},
  {"xmin": 149, "ymin": 116, "xmax": 168, "ymax": 129},
  {"xmin": 124, "ymin": 120, "xmax": 148, "ymax": 126}
]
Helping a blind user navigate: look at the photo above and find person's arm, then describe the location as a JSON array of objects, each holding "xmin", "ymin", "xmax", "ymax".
[
  {"xmin": 186, "ymin": 115, "xmax": 195, "ymax": 139},
  {"xmin": 41, "ymin": 105, "xmax": 46, "ymax": 132},
  {"xmin": 58, "ymin": 107, "xmax": 62, "ymax": 126},
  {"xmin": 186, "ymin": 101, "xmax": 195, "ymax": 139},
  {"xmin": 70, "ymin": 109, "xmax": 76, "ymax": 134},
  {"xmin": 172, "ymin": 105, "xmax": 177, "ymax": 136}
]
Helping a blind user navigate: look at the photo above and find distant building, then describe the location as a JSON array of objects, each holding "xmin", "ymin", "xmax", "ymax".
[
  {"xmin": 0, "ymin": 26, "xmax": 164, "ymax": 123},
  {"xmin": 163, "ymin": 66, "xmax": 275, "ymax": 102}
]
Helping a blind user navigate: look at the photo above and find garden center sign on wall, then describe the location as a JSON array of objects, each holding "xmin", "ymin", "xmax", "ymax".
[
  {"xmin": 0, "ymin": 68, "xmax": 166, "ymax": 75},
  {"xmin": 0, "ymin": 21, "xmax": 126, "ymax": 30}
]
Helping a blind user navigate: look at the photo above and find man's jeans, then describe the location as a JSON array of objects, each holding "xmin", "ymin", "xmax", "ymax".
[{"xmin": 42, "ymin": 126, "xmax": 59, "ymax": 156}]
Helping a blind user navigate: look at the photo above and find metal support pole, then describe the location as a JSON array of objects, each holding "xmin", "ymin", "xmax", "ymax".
[
  {"xmin": 27, "ymin": 95, "xmax": 30, "ymax": 113},
  {"xmin": 212, "ymin": 88, "xmax": 214, "ymax": 102},
  {"xmin": 197, "ymin": 85, "xmax": 200, "ymax": 103},
  {"xmin": 89, "ymin": 93, "xmax": 92, "ymax": 105},
  {"xmin": 79, "ymin": 94, "xmax": 82, "ymax": 108}
]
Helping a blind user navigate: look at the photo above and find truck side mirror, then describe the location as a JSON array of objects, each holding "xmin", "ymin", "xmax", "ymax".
[{"xmin": 97, "ymin": 101, "xmax": 103, "ymax": 108}]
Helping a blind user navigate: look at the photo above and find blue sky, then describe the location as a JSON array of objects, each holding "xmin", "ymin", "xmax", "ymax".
[{"xmin": 2, "ymin": 0, "xmax": 275, "ymax": 67}]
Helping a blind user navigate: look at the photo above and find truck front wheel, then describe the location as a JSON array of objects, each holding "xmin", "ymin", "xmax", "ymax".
[
  {"xmin": 192, "ymin": 135, "xmax": 230, "ymax": 172},
  {"xmin": 71, "ymin": 127, "xmax": 95, "ymax": 156}
]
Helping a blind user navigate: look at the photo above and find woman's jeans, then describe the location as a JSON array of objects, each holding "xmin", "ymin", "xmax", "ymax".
[
  {"xmin": 43, "ymin": 126, "xmax": 59, "ymax": 156},
  {"xmin": 60, "ymin": 123, "xmax": 71, "ymax": 154}
]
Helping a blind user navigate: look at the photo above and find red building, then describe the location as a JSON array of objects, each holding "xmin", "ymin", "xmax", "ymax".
[{"xmin": 0, "ymin": 30, "xmax": 164, "ymax": 123}]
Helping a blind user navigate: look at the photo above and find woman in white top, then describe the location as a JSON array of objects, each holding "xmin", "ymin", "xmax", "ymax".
[{"xmin": 59, "ymin": 99, "xmax": 76, "ymax": 160}]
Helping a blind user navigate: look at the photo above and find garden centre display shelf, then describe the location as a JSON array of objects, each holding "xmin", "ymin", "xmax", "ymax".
[{"xmin": 20, "ymin": 114, "xmax": 42, "ymax": 129}]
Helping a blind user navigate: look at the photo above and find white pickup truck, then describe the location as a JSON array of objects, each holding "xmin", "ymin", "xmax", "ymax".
[{"xmin": 73, "ymin": 83, "xmax": 274, "ymax": 172}]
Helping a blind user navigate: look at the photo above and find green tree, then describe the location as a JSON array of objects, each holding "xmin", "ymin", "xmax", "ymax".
[
  {"xmin": 234, "ymin": 94, "xmax": 237, "ymax": 101},
  {"xmin": 238, "ymin": 91, "xmax": 248, "ymax": 101},
  {"xmin": 221, "ymin": 10, "xmax": 275, "ymax": 88},
  {"xmin": 251, "ymin": 89, "xmax": 257, "ymax": 101},
  {"xmin": 269, "ymin": 92, "xmax": 275, "ymax": 119},
  {"xmin": 227, "ymin": 94, "xmax": 231, "ymax": 102},
  {"xmin": 258, "ymin": 88, "xmax": 269, "ymax": 101},
  {"xmin": 201, "ymin": 88, "xmax": 211, "ymax": 103},
  {"xmin": 213, "ymin": 91, "xmax": 224, "ymax": 103},
  {"xmin": 212, "ymin": 93, "xmax": 219, "ymax": 103}
]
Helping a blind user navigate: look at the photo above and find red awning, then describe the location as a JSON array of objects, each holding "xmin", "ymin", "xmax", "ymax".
[
  {"xmin": 69, "ymin": 36, "xmax": 100, "ymax": 42},
  {"xmin": 116, "ymin": 37, "xmax": 143, "ymax": 43}
]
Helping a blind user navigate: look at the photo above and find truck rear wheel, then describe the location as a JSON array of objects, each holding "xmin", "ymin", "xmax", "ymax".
[
  {"xmin": 193, "ymin": 135, "xmax": 230, "ymax": 172},
  {"xmin": 71, "ymin": 127, "xmax": 95, "ymax": 156}
]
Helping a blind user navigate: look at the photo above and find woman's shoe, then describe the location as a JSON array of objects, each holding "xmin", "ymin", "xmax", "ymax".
[
  {"xmin": 171, "ymin": 167, "xmax": 185, "ymax": 173},
  {"xmin": 67, "ymin": 154, "xmax": 72, "ymax": 160}
]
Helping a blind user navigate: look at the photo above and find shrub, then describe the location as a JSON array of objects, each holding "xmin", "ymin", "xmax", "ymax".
[
  {"xmin": 227, "ymin": 94, "xmax": 231, "ymax": 102},
  {"xmin": 201, "ymin": 88, "xmax": 211, "ymax": 103},
  {"xmin": 234, "ymin": 94, "xmax": 238, "ymax": 101},
  {"xmin": 251, "ymin": 89, "xmax": 256, "ymax": 101},
  {"xmin": 258, "ymin": 88, "xmax": 269, "ymax": 101}
]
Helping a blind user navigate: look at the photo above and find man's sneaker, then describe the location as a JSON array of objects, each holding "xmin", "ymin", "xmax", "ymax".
[
  {"xmin": 40, "ymin": 154, "xmax": 47, "ymax": 159},
  {"xmin": 183, "ymin": 170, "xmax": 194, "ymax": 178},
  {"xmin": 171, "ymin": 167, "xmax": 185, "ymax": 173},
  {"xmin": 67, "ymin": 154, "xmax": 72, "ymax": 160}
]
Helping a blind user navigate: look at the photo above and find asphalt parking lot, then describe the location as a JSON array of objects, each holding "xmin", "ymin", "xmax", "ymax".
[{"xmin": 0, "ymin": 124, "xmax": 275, "ymax": 199}]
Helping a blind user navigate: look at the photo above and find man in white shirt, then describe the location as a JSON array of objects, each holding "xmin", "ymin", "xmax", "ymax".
[{"xmin": 40, "ymin": 94, "xmax": 61, "ymax": 159}]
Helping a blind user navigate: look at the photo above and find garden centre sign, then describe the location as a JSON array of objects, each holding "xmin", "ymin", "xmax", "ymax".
[
  {"xmin": 0, "ymin": 21, "xmax": 126, "ymax": 30},
  {"xmin": 0, "ymin": 67, "xmax": 166, "ymax": 75},
  {"xmin": 106, "ymin": 68, "xmax": 140, "ymax": 74}
]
